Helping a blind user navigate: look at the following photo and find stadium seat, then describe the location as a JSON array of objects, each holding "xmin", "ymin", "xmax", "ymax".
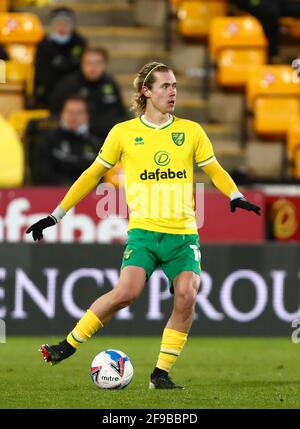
[
  {"xmin": 287, "ymin": 119, "xmax": 300, "ymax": 178},
  {"xmin": 0, "ymin": 0, "xmax": 9, "ymax": 12},
  {"xmin": 5, "ymin": 59, "xmax": 30, "ymax": 82},
  {"xmin": 8, "ymin": 108, "xmax": 49, "ymax": 137},
  {"xmin": 246, "ymin": 65, "xmax": 300, "ymax": 136},
  {"xmin": 5, "ymin": 60, "xmax": 34, "ymax": 95},
  {"xmin": 12, "ymin": 0, "xmax": 52, "ymax": 6},
  {"xmin": 280, "ymin": 17, "xmax": 300, "ymax": 39},
  {"xmin": 209, "ymin": 16, "xmax": 267, "ymax": 87},
  {"xmin": 0, "ymin": 13, "xmax": 44, "ymax": 64},
  {"xmin": 0, "ymin": 81, "xmax": 24, "ymax": 117},
  {"xmin": 171, "ymin": 0, "xmax": 182, "ymax": 10},
  {"xmin": 178, "ymin": 1, "xmax": 227, "ymax": 38},
  {"xmin": 0, "ymin": 114, "xmax": 24, "ymax": 187}
]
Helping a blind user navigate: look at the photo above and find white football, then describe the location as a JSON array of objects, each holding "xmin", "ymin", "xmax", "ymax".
[{"xmin": 90, "ymin": 349, "xmax": 134, "ymax": 389}]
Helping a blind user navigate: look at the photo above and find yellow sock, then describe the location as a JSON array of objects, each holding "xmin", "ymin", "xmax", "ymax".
[
  {"xmin": 67, "ymin": 309, "xmax": 103, "ymax": 349},
  {"xmin": 156, "ymin": 328, "xmax": 188, "ymax": 373}
]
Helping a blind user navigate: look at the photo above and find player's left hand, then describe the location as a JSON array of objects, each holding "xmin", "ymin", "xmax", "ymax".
[{"xmin": 230, "ymin": 197, "xmax": 261, "ymax": 216}]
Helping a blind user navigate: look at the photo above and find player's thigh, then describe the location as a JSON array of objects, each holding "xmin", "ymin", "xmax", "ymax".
[
  {"xmin": 121, "ymin": 228, "xmax": 158, "ymax": 282},
  {"xmin": 161, "ymin": 233, "xmax": 201, "ymax": 294},
  {"xmin": 115, "ymin": 265, "xmax": 147, "ymax": 301}
]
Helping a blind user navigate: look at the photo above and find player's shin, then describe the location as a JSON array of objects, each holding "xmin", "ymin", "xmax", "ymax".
[
  {"xmin": 67, "ymin": 309, "xmax": 103, "ymax": 349},
  {"xmin": 155, "ymin": 328, "xmax": 188, "ymax": 373}
]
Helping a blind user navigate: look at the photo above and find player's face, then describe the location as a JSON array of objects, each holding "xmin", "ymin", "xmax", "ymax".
[
  {"xmin": 146, "ymin": 71, "xmax": 177, "ymax": 114},
  {"xmin": 61, "ymin": 100, "xmax": 89, "ymax": 131},
  {"xmin": 82, "ymin": 53, "xmax": 107, "ymax": 81}
]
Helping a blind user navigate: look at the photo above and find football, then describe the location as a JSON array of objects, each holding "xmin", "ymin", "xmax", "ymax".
[{"xmin": 90, "ymin": 349, "xmax": 134, "ymax": 389}]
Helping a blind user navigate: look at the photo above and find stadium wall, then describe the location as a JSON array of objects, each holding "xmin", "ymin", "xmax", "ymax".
[{"xmin": 0, "ymin": 243, "xmax": 299, "ymax": 337}]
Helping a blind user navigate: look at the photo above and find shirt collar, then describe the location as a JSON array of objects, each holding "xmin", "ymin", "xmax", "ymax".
[{"xmin": 140, "ymin": 114, "xmax": 173, "ymax": 130}]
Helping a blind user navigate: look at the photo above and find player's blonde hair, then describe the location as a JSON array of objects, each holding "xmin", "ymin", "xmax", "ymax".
[{"xmin": 131, "ymin": 62, "xmax": 171, "ymax": 116}]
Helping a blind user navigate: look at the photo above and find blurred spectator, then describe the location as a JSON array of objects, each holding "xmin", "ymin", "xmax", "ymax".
[
  {"xmin": 231, "ymin": 0, "xmax": 300, "ymax": 61},
  {"xmin": 0, "ymin": 44, "xmax": 8, "ymax": 61},
  {"xmin": 50, "ymin": 47, "xmax": 129, "ymax": 140},
  {"xmin": 34, "ymin": 7, "xmax": 86, "ymax": 107},
  {"xmin": 29, "ymin": 95, "xmax": 101, "ymax": 185}
]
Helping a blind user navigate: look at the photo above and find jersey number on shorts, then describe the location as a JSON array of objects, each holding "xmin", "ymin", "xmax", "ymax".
[{"xmin": 189, "ymin": 244, "xmax": 201, "ymax": 261}]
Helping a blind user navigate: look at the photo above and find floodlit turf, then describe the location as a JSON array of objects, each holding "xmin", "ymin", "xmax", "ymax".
[{"xmin": 0, "ymin": 337, "xmax": 299, "ymax": 409}]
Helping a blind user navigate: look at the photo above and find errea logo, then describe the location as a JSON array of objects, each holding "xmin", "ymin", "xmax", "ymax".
[{"xmin": 134, "ymin": 137, "xmax": 144, "ymax": 145}]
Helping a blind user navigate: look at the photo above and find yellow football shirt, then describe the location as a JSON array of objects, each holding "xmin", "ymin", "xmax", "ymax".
[{"xmin": 96, "ymin": 115, "xmax": 215, "ymax": 234}]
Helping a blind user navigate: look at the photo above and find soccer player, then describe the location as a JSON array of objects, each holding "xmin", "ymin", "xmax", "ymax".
[{"xmin": 26, "ymin": 62, "xmax": 261, "ymax": 389}]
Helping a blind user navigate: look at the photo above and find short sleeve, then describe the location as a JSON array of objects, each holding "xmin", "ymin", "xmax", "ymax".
[
  {"xmin": 96, "ymin": 125, "xmax": 122, "ymax": 169},
  {"xmin": 194, "ymin": 123, "xmax": 216, "ymax": 167}
]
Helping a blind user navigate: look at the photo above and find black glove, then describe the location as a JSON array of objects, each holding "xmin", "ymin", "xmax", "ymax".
[
  {"xmin": 26, "ymin": 215, "xmax": 56, "ymax": 241},
  {"xmin": 230, "ymin": 197, "xmax": 261, "ymax": 216}
]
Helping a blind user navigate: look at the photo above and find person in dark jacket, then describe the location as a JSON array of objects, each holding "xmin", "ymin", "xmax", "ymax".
[
  {"xmin": 50, "ymin": 47, "xmax": 129, "ymax": 140},
  {"xmin": 30, "ymin": 95, "xmax": 101, "ymax": 185},
  {"xmin": 231, "ymin": 0, "xmax": 300, "ymax": 61},
  {"xmin": 33, "ymin": 7, "xmax": 86, "ymax": 107}
]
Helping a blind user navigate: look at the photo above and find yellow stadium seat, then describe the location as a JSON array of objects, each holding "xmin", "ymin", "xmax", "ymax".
[
  {"xmin": 287, "ymin": 120, "xmax": 300, "ymax": 178},
  {"xmin": 171, "ymin": 0, "xmax": 182, "ymax": 10},
  {"xmin": 209, "ymin": 16, "xmax": 267, "ymax": 87},
  {"xmin": 178, "ymin": 1, "xmax": 227, "ymax": 38},
  {"xmin": 0, "ymin": 0, "xmax": 10, "ymax": 12},
  {"xmin": 8, "ymin": 109, "xmax": 49, "ymax": 137},
  {"xmin": 0, "ymin": 13, "xmax": 44, "ymax": 44},
  {"xmin": 218, "ymin": 49, "xmax": 266, "ymax": 87},
  {"xmin": 0, "ymin": 13, "xmax": 44, "ymax": 64},
  {"xmin": 246, "ymin": 65, "xmax": 300, "ymax": 136},
  {"xmin": 280, "ymin": 17, "xmax": 300, "ymax": 39},
  {"xmin": 0, "ymin": 114, "xmax": 24, "ymax": 187},
  {"xmin": 11, "ymin": 0, "xmax": 52, "ymax": 6},
  {"xmin": 254, "ymin": 98, "xmax": 299, "ymax": 135},
  {"xmin": 287, "ymin": 119, "xmax": 300, "ymax": 159},
  {"xmin": 5, "ymin": 44, "xmax": 36, "ymax": 64},
  {"xmin": 5, "ymin": 59, "xmax": 29, "ymax": 82},
  {"xmin": 5, "ymin": 60, "xmax": 34, "ymax": 95},
  {"xmin": 0, "ymin": 81, "xmax": 24, "ymax": 117}
]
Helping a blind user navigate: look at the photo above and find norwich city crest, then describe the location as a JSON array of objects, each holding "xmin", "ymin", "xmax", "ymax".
[
  {"xmin": 172, "ymin": 132, "xmax": 185, "ymax": 146},
  {"xmin": 123, "ymin": 248, "xmax": 133, "ymax": 260}
]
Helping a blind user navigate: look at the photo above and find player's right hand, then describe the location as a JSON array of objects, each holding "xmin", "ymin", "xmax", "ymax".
[{"xmin": 26, "ymin": 216, "xmax": 57, "ymax": 241}]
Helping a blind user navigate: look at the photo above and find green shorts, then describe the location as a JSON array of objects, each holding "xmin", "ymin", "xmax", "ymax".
[{"xmin": 121, "ymin": 228, "xmax": 201, "ymax": 293}]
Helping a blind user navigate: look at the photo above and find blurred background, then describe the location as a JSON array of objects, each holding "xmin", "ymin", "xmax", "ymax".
[{"xmin": 0, "ymin": 0, "xmax": 300, "ymax": 337}]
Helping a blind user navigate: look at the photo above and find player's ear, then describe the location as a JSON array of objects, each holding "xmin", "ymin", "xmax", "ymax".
[{"xmin": 142, "ymin": 86, "xmax": 151, "ymax": 98}]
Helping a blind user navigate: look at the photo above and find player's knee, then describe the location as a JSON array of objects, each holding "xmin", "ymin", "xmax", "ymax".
[
  {"xmin": 174, "ymin": 272, "xmax": 200, "ymax": 298},
  {"xmin": 174, "ymin": 283, "xmax": 197, "ymax": 309}
]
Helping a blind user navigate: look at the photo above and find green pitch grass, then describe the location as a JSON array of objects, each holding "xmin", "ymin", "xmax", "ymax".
[{"xmin": 0, "ymin": 337, "xmax": 299, "ymax": 409}]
